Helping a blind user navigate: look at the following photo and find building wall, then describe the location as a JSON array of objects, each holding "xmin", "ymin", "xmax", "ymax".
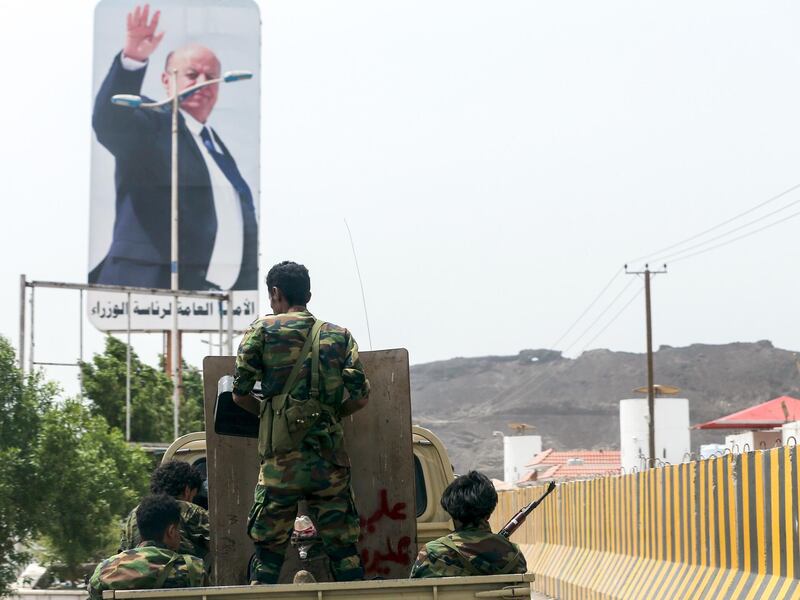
[{"xmin": 725, "ymin": 430, "xmax": 783, "ymax": 453}]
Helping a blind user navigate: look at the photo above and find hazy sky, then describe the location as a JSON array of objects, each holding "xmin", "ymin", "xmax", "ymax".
[{"xmin": 3, "ymin": 0, "xmax": 800, "ymax": 397}]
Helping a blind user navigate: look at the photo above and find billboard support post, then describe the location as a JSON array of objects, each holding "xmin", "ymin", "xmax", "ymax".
[
  {"xmin": 19, "ymin": 279, "xmax": 238, "ymax": 444},
  {"xmin": 170, "ymin": 68, "xmax": 181, "ymax": 441},
  {"xmin": 126, "ymin": 291, "xmax": 132, "ymax": 442},
  {"xmin": 78, "ymin": 289, "xmax": 84, "ymax": 399},
  {"xmin": 29, "ymin": 286, "xmax": 35, "ymax": 374},
  {"xmin": 19, "ymin": 274, "xmax": 26, "ymax": 373},
  {"xmin": 218, "ymin": 302, "xmax": 224, "ymax": 357},
  {"xmin": 227, "ymin": 292, "xmax": 234, "ymax": 355}
]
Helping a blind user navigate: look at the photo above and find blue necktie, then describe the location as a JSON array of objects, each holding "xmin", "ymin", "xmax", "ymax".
[
  {"xmin": 200, "ymin": 127, "xmax": 253, "ymax": 203},
  {"xmin": 199, "ymin": 126, "xmax": 258, "ymax": 288}
]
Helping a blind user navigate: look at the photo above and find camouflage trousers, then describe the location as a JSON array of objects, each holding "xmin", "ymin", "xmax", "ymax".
[{"xmin": 247, "ymin": 448, "xmax": 363, "ymax": 584}]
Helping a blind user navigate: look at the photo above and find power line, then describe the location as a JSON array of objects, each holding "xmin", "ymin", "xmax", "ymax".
[
  {"xmin": 628, "ymin": 181, "xmax": 800, "ymax": 265},
  {"xmin": 549, "ymin": 269, "xmax": 623, "ymax": 349},
  {"xmin": 482, "ymin": 272, "xmax": 629, "ymax": 410},
  {"xmin": 561, "ymin": 277, "xmax": 637, "ymax": 354},
  {"xmin": 668, "ymin": 206, "xmax": 800, "ymax": 264},
  {"xmin": 485, "ymin": 188, "xmax": 800, "ymax": 410},
  {"xmin": 493, "ymin": 362, "xmax": 553, "ymax": 409},
  {"xmin": 653, "ymin": 191, "xmax": 800, "ymax": 264},
  {"xmin": 580, "ymin": 284, "xmax": 645, "ymax": 353},
  {"xmin": 490, "ymin": 279, "xmax": 643, "ymax": 410},
  {"xmin": 487, "ymin": 186, "xmax": 800, "ymax": 417}
]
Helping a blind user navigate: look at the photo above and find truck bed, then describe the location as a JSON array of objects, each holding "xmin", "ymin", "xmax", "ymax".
[{"xmin": 102, "ymin": 574, "xmax": 534, "ymax": 600}]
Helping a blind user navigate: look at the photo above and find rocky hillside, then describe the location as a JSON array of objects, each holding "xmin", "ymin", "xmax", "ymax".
[{"xmin": 409, "ymin": 341, "xmax": 800, "ymax": 478}]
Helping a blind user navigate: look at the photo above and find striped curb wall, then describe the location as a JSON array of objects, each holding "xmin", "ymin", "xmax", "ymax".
[{"xmin": 490, "ymin": 445, "xmax": 799, "ymax": 599}]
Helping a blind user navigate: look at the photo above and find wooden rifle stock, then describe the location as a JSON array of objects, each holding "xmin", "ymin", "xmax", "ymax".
[{"xmin": 499, "ymin": 480, "xmax": 557, "ymax": 538}]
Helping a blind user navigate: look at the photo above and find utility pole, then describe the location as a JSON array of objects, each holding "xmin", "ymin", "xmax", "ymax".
[{"xmin": 625, "ymin": 263, "xmax": 667, "ymax": 468}]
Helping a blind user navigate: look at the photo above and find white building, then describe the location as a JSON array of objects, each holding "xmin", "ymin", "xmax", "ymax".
[
  {"xmin": 620, "ymin": 397, "xmax": 691, "ymax": 472},
  {"xmin": 502, "ymin": 434, "xmax": 542, "ymax": 484}
]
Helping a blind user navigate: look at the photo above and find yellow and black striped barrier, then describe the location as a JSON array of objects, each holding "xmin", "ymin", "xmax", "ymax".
[{"xmin": 490, "ymin": 446, "xmax": 799, "ymax": 599}]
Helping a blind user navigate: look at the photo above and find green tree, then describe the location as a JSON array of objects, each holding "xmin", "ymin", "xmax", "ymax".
[
  {"xmin": 80, "ymin": 336, "xmax": 206, "ymax": 442},
  {"xmin": 179, "ymin": 363, "xmax": 205, "ymax": 435},
  {"xmin": 0, "ymin": 336, "xmax": 55, "ymax": 595},
  {"xmin": 0, "ymin": 336, "xmax": 159, "ymax": 591},
  {"xmin": 33, "ymin": 400, "xmax": 150, "ymax": 583}
]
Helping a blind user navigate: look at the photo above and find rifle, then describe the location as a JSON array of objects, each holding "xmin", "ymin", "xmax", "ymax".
[{"xmin": 499, "ymin": 480, "xmax": 557, "ymax": 538}]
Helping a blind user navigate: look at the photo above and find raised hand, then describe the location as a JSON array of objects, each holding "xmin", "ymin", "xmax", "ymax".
[{"xmin": 123, "ymin": 4, "xmax": 165, "ymax": 62}]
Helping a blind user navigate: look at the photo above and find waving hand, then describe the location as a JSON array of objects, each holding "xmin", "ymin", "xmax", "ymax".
[{"xmin": 123, "ymin": 4, "xmax": 165, "ymax": 62}]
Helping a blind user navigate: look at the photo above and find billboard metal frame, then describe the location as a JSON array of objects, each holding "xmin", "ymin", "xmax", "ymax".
[{"xmin": 19, "ymin": 274, "xmax": 239, "ymax": 441}]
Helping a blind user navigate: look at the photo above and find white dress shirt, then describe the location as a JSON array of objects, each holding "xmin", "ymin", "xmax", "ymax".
[{"xmin": 181, "ymin": 113, "xmax": 244, "ymax": 290}]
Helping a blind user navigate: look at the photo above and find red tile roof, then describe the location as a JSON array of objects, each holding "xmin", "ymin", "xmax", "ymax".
[
  {"xmin": 519, "ymin": 448, "xmax": 621, "ymax": 483},
  {"xmin": 526, "ymin": 448, "xmax": 620, "ymax": 467}
]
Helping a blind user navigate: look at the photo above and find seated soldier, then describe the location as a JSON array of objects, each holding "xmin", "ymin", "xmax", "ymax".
[
  {"xmin": 89, "ymin": 494, "xmax": 206, "ymax": 600},
  {"xmin": 410, "ymin": 471, "xmax": 527, "ymax": 578},
  {"xmin": 120, "ymin": 461, "xmax": 210, "ymax": 560}
]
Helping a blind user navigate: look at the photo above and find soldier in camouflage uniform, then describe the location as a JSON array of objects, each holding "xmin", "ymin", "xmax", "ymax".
[
  {"xmin": 89, "ymin": 494, "xmax": 206, "ymax": 600},
  {"xmin": 410, "ymin": 471, "xmax": 527, "ymax": 578},
  {"xmin": 233, "ymin": 261, "xmax": 370, "ymax": 584},
  {"xmin": 120, "ymin": 461, "xmax": 210, "ymax": 560}
]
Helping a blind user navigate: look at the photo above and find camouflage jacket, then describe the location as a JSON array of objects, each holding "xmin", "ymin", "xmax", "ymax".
[
  {"xmin": 88, "ymin": 541, "xmax": 205, "ymax": 600},
  {"xmin": 409, "ymin": 520, "xmax": 527, "ymax": 578},
  {"xmin": 120, "ymin": 500, "xmax": 210, "ymax": 559},
  {"xmin": 233, "ymin": 310, "xmax": 370, "ymax": 463}
]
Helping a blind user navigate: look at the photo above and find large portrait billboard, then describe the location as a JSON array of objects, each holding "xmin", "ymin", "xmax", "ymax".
[{"xmin": 89, "ymin": 0, "xmax": 260, "ymax": 331}]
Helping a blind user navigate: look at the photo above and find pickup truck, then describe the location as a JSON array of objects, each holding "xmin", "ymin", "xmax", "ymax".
[
  {"xmin": 131, "ymin": 351, "xmax": 536, "ymax": 598},
  {"xmin": 160, "ymin": 425, "xmax": 455, "ymax": 547},
  {"xmin": 152, "ymin": 427, "xmax": 535, "ymax": 599}
]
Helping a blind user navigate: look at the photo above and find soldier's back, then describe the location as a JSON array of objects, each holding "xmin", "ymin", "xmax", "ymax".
[
  {"xmin": 236, "ymin": 310, "xmax": 369, "ymax": 461},
  {"xmin": 240, "ymin": 310, "xmax": 359, "ymax": 398},
  {"xmin": 410, "ymin": 521, "xmax": 527, "ymax": 578},
  {"xmin": 89, "ymin": 544, "xmax": 205, "ymax": 600}
]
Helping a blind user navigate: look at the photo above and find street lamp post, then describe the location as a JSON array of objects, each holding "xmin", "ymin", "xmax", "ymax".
[
  {"xmin": 112, "ymin": 69, "xmax": 253, "ymax": 439},
  {"xmin": 170, "ymin": 69, "xmax": 180, "ymax": 440}
]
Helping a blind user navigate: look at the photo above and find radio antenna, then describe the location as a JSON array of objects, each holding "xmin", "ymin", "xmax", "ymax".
[{"xmin": 344, "ymin": 219, "xmax": 373, "ymax": 350}]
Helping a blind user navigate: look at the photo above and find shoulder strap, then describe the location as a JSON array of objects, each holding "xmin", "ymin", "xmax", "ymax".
[
  {"xmin": 278, "ymin": 320, "xmax": 323, "ymax": 397},
  {"xmin": 439, "ymin": 535, "xmax": 521, "ymax": 576},
  {"xmin": 153, "ymin": 554, "xmax": 179, "ymax": 588},
  {"xmin": 310, "ymin": 320, "xmax": 322, "ymax": 400},
  {"xmin": 439, "ymin": 536, "xmax": 481, "ymax": 576}
]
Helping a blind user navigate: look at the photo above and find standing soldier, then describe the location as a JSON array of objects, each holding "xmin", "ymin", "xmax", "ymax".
[
  {"xmin": 120, "ymin": 461, "xmax": 210, "ymax": 561},
  {"xmin": 410, "ymin": 471, "xmax": 528, "ymax": 578},
  {"xmin": 232, "ymin": 261, "xmax": 370, "ymax": 584},
  {"xmin": 89, "ymin": 494, "xmax": 206, "ymax": 600}
]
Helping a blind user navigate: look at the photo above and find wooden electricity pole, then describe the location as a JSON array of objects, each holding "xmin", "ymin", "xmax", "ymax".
[{"xmin": 625, "ymin": 263, "xmax": 667, "ymax": 468}]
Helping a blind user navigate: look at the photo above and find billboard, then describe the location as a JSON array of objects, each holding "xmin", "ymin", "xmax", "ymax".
[{"xmin": 89, "ymin": 0, "xmax": 260, "ymax": 331}]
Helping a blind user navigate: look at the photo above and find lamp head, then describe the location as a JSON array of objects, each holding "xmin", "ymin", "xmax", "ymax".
[
  {"xmin": 223, "ymin": 70, "xmax": 253, "ymax": 82},
  {"xmin": 111, "ymin": 94, "xmax": 143, "ymax": 108}
]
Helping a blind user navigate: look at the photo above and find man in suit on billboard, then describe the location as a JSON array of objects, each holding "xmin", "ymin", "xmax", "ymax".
[{"xmin": 90, "ymin": 4, "xmax": 258, "ymax": 291}]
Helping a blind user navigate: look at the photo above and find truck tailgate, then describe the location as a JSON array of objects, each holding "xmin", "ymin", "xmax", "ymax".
[{"xmin": 103, "ymin": 574, "xmax": 534, "ymax": 600}]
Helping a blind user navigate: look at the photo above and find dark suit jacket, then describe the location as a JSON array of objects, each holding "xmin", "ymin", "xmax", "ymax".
[{"xmin": 90, "ymin": 53, "xmax": 258, "ymax": 291}]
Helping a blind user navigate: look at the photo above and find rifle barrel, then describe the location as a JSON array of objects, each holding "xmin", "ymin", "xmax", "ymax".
[{"xmin": 499, "ymin": 481, "xmax": 557, "ymax": 537}]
